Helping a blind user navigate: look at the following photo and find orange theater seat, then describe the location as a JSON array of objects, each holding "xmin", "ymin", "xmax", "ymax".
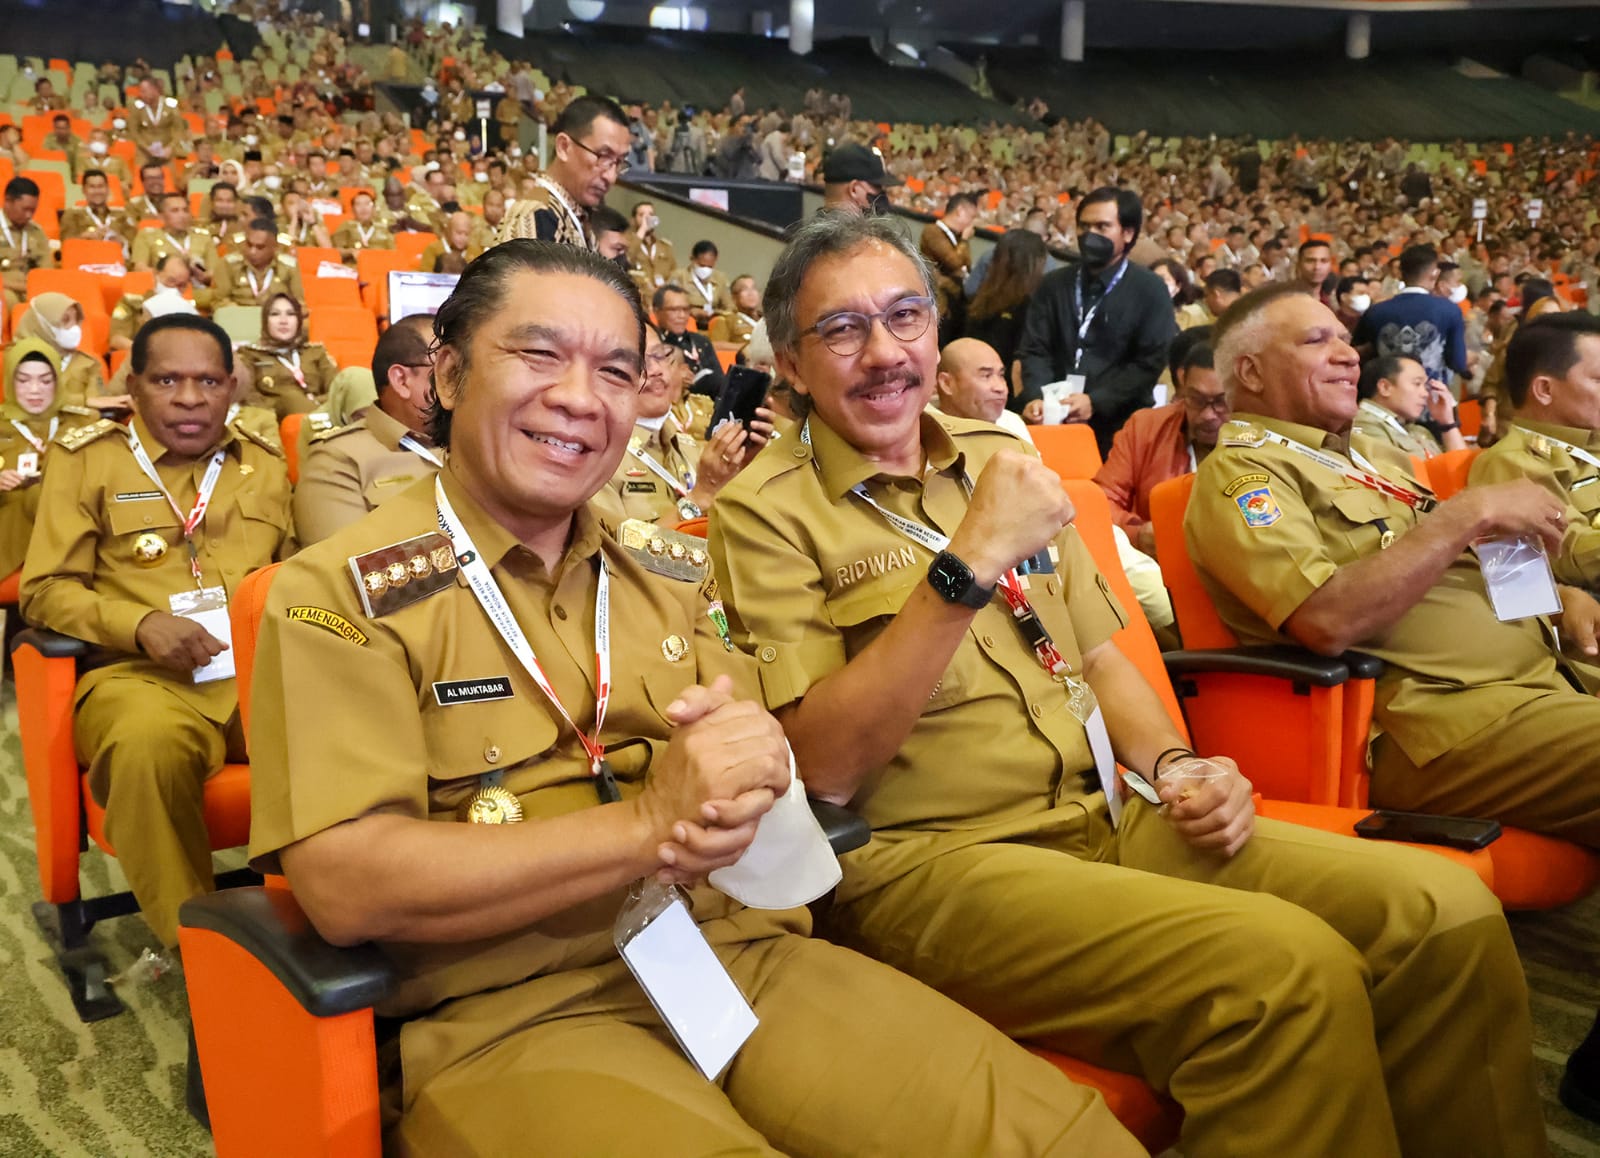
[
  {"xmin": 393, "ymin": 231, "xmax": 437, "ymax": 267},
  {"xmin": 302, "ymin": 276, "xmax": 364, "ymax": 310},
  {"xmin": 1425, "ymin": 446, "xmax": 1479, "ymax": 499},
  {"xmin": 355, "ymin": 248, "xmax": 409, "ymax": 317},
  {"xmin": 280, "ymin": 415, "xmax": 305, "ymax": 484},
  {"xmin": 26, "ymin": 268, "xmax": 111, "ymax": 316},
  {"xmin": 295, "ymin": 246, "xmax": 344, "ymax": 284},
  {"xmin": 60, "ymin": 237, "xmax": 126, "ymax": 271},
  {"xmin": 1031, "ymin": 423, "xmax": 1103, "ymax": 481}
]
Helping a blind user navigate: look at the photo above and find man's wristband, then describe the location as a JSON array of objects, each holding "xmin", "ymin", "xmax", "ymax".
[
  {"xmin": 1152, "ymin": 746, "xmax": 1197, "ymax": 778},
  {"xmin": 1437, "ymin": 422, "xmax": 1460, "ymax": 432}
]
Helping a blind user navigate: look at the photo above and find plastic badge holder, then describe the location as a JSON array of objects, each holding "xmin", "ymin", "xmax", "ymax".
[
  {"xmin": 708, "ymin": 749, "xmax": 841, "ymax": 910},
  {"xmin": 1475, "ymin": 535, "xmax": 1562, "ymax": 622}
]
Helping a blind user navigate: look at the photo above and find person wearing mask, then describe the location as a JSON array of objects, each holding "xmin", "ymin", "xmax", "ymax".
[
  {"xmin": 71, "ymin": 129, "xmax": 132, "ymax": 188},
  {"xmin": 112, "ymin": 253, "xmax": 194, "ymax": 352},
  {"xmin": 1017, "ymin": 186, "xmax": 1178, "ymax": 455},
  {"xmin": 964, "ymin": 229, "xmax": 1047, "ymax": 410},
  {"xmin": 818, "ymin": 143, "xmax": 900, "ymax": 217},
  {"xmin": 496, "ymin": 96, "xmax": 632, "ymax": 251},
  {"xmin": 674, "ymin": 241, "xmax": 734, "ymax": 331},
  {"xmin": 0, "ymin": 340, "xmax": 101, "ymax": 577},
  {"xmin": 238, "ymin": 292, "xmax": 338, "ymax": 419},
  {"xmin": 12, "ymin": 292, "xmax": 121, "ymax": 409},
  {"xmin": 1333, "ymin": 275, "xmax": 1372, "ymax": 336},
  {"xmin": 294, "ymin": 315, "xmax": 442, "ymax": 544},
  {"xmin": 1353, "ymin": 354, "xmax": 1465, "ymax": 460}
]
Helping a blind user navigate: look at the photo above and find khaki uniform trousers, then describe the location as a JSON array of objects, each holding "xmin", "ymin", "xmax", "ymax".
[
  {"xmin": 392, "ymin": 932, "xmax": 1144, "ymax": 1158},
  {"xmin": 1372, "ymin": 690, "xmax": 1600, "ymax": 847},
  {"xmin": 74, "ymin": 675, "xmax": 245, "ymax": 947},
  {"xmin": 825, "ymin": 798, "xmax": 1546, "ymax": 1158}
]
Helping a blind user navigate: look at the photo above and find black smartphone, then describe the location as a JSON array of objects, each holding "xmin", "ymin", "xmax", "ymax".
[
  {"xmin": 1353, "ymin": 809, "xmax": 1501, "ymax": 851},
  {"xmin": 709, "ymin": 364, "xmax": 771, "ymax": 434}
]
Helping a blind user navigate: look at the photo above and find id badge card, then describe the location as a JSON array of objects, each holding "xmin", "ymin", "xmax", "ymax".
[
  {"xmin": 1084, "ymin": 706, "xmax": 1122, "ymax": 829},
  {"xmin": 15, "ymin": 451, "xmax": 39, "ymax": 478},
  {"xmin": 615, "ymin": 881, "xmax": 758, "ymax": 1080},
  {"xmin": 1475, "ymin": 536, "xmax": 1562, "ymax": 622},
  {"xmin": 169, "ymin": 585, "xmax": 236, "ymax": 683}
]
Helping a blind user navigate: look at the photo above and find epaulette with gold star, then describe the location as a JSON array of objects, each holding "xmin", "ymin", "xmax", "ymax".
[
  {"xmin": 233, "ymin": 422, "xmax": 286, "ymax": 457},
  {"xmin": 1220, "ymin": 421, "xmax": 1267, "ymax": 448},
  {"xmin": 348, "ymin": 531, "xmax": 459, "ymax": 618}
]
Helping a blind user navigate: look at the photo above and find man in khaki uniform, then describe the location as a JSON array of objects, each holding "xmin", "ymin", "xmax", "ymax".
[
  {"xmin": 203, "ymin": 182, "xmax": 249, "ymax": 254},
  {"xmin": 674, "ymin": 240, "xmax": 734, "ymax": 331},
  {"xmin": 1189, "ymin": 283, "xmax": 1600, "ymax": 846},
  {"xmin": 1, "ymin": 177, "xmax": 54, "ymax": 309},
  {"xmin": 1470, "ymin": 313, "xmax": 1600, "ymax": 590},
  {"xmin": 71, "ymin": 131, "xmax": 134, "ymax": 188},
  {"xmin": 112, "ymin": 255, "xmax": 195, "ymax": 351},
  {"xmin": 247, "ymin": 239, "xmax": 1141, "ymax": 1157},
  {"xmin": 495, "ymin": 96, "xmax": 632, "ymax": 250},
  {"xmin": 131, "ymin": 192, "xmax": 220, "ymax": 281},
  {"xmin": 918, "ymin": 192, "xmax": 976, "ymax": 337},
  {"xmin": 625, "ymin": 201, "xmax": 676, "ymax": 295},
  {"xmin": 331, "ymin": 191, "xmax": 394, "ymax": 263},
  {"xmin": 128, "ymin": 78, "xmax": 189, "ymax": 168},
  {"xmin": 201, "ymin": 220, "xmax": 303, "ymax": 312},
  {"xmin": 1352, "ymin": 353, "xmax": 1465, "ymax": 460},
  {"xmin": 60, "ymin": 169, "xmax": 127, "ymax": 247},
  {"xmin": 120, "ymin": 163, "xmax": 169, "ymax": 243},
  {"xmin": 294, "ymin": 317, "xmax": 442, "ymax": 544},
  {"xmin": 415, "ymin": 211, "xmax": 481, "ymax": 272},
  {"xmin": 712, "ymin": 214, "xmax": 1548, "ymax": 1158},
  {"xmin": 20, "ymin": 314, "xmax": 294, "ymax": 948},
  {"xmin": 709, "ymin": 275, "xmax": 762, "ymax": 345}
]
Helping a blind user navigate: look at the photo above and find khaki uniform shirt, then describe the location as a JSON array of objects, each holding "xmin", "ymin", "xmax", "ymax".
[
  {"xmin": 331, "ymin": 219, "xmax": 395, "ymax": 258},
  {"xmin": 674, "ymin": 267, "xmax": 734, "ymax": 322},
  {"xmin": 119, "ymin": 195, "xmax": 167, "ymax": 241},
  {"xmin": 625, "ymin": 232, "xmax": 676, "ymax": 295},
  {"xmin": 1352, "ymin": 399, "xmax": 1442, "ymax": 460},
  {"xmin": 128, "ymin": 97, "xmax": 189, "ymax": 166},
  {"xmin": 293, "ymin": 408, "xmax": 441, "ymax": 545},
  {"xmin": 205, "ymin": 217, "xmax": 250, "ymax": 255},
  {"xmin": 708, "ymin": 312, "xmax": 759, "ymax": 347},
  {"xmin": 610, "ymin": 419, "xmax": 702, "ymax": 525},
  {"xmin": 58, "ymin": 352, "xmax": 106, "ymax": 408},
  {"xmin": 415, "ymin": 238, "xmax": 481, "ymax": 272},
  {"xmin": 203, "ymin": 253, "xmax": 303, "ymax": 312},
  {"xmin": 710, "ymin": 412, "xmax": 1125, "ymax": 905},
  {"xmin": 918, "ymin": 221, "xmax": 971, "ymax": 315},
  {"xmin": 671, "ymin": 394, "xmax": 715, "ymax": 441},
  {"xmin": 59, "ymin": 204, "xmax": 126, "ymax": 246},
  {"xmin": 72, "ymin": 150, "xmax": 134, "ymax": 187},
  {"xmin": 131, "ymin": 227, "xmax": 220, "ymax": 274},
  {"xmin": 0, "ymin": 405, "xmax": 100, "ymax": 576},
  {"xmin": 0, "ymin": 219, "xmax": 53, "ymax": 302},
  {"xmin": 237, "ymin": 342, "xmax": 338, "ymax": 420},
  {"xmin": 19, "ymin": 414, "xmax": 294, "ymax": 722},
  {"xmin": 247, "ymin": 467, "xmax": 797, "ymax": 1019},
  {"xmin": 1187, "ymin": 414, "xmax": 1579, "ymax": 769},
  {"xmin": 1470, "ymin": 417, "xmax": 1600, "ymax": 589},
  {"xmin": 112, "ymin": 289, "xmax": 198, "ymax": 348}
]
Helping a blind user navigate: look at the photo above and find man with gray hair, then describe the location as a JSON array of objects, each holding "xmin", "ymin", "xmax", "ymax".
[
  {"xmin": 710, "ymin": 213, "xmax": 1548, "ymax": 1158},
  {"xmin": 1189, "ymin": 282, "xmax": 1600, "ymax": 845}
]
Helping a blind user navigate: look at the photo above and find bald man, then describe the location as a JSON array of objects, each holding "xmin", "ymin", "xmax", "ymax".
[
  {"xmin": 417, "ymin": 212, "xmax": 482, "ymax": 273},
  {"xmin": 934, "ymin": 338, "xmax": 1032, "ymax": 442}
]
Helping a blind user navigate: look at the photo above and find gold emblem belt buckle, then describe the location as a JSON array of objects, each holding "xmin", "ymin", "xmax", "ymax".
[{"xmin": 460, "ymin": 774, "xmax": 523, "ymax": 824}]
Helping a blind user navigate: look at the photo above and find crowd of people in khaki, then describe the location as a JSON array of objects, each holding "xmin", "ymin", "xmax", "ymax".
[{"xmin": 5, "ymin": 0, "xmax": 1600, "ymax": 1153}]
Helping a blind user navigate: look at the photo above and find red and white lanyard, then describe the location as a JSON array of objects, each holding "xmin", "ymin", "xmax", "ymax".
[
  {"xmin": 0, "ymin": 218, "xmax": 27, "ymax": 260},
  {"xmin": 435, "ymin": 477, "xmax": 618, "ymax": 800},
  {"xmin": 1254, "ymin": 425, "xmax": 1435, "ymax": 511},
  {"xmin": 127, "ymin": 425, "xmax": 226, "ymax": 584},
  {"xmin": 399, "ymin": 433, "xmax": 443, "ymax": 468},
  {"xmin": 10, "ymin": 417, "xmax": 58, "ymax": 454},
  {"xmin": 244, "ymin": 266, "xmax": 274, "ymax": 299},
  {"xmin": 166, "ymin": 231, "xmax": 191, "ymax": 257},
  {"xmin": 274, "ymin": 348, "xmax": 310, "ymax": 393}
]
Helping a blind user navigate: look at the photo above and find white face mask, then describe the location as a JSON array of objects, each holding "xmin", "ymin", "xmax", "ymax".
[
  {"xmin": 244, "ymin": 133, "xmax": 259, "ymax": 146},
  {"xmin": 264, "ymin": 174, "xmax": 282, "ymax": 190},
  {"xmin": 88, "ymin": 140, "xmax": 107, "ymax": 155},
  {"xmin": 112, "ymin": 118, "xmax": 126, "ymax": 131},
  {"xmin": 453, "ymin": 130, "xmax": 466, "ymax": 142},
  {"xmin": 693, "ymin": 264, "xmax": 712, "ymax": 281},
  {"xmin": 1348, "ymin": 293, "xmax": 1372, "ymax": 314},
  {"xmin": 53, "ymin": 323, "xmax": 82, "ymax": 350},
  {"xmin": 1449, "ymin": 284, "xmax": 1468, "ymax": 304},
  {"xmin": 474, "ymin": 170, "xmax": 487, "ymax": 183}
]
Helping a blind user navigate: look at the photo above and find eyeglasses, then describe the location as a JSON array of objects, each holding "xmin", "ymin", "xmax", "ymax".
[
  {"xmin": 1182, "ymin": 394, "xmax": 1229, "ymax": 415},
  {"xmin": 802, "ymin": 296, "xmax": 936, "ymax": 357},
  {"xmin": 570, "ymin": 137, "xmax": 631, "ymax": 175}
]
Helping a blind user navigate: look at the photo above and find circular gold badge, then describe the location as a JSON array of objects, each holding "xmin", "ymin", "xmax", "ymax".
[
  {"xmin": 458, "ymin": 784, "xmax": 524, "ymax": 824},
  {"xmin": 384, "ymin": 560, "xmax": 410, "ymax": 587},
  {"xmin": 363, "ymin": 569, "xmax": 388, "ymax": 596},
  {"xmin": 661, "ymin": 634, "xmax": 688, "ymax": 662},
  {"xmin": 406, "ymin": 553, "xmax": 432, "ymax": 580},
  {"xmin": 1379, "ymin": 529, "xmax": 1396, "ymax": 550},
  {"xmin": 131, "ymin": 532, "xmax": 168, "ymax": 566}
]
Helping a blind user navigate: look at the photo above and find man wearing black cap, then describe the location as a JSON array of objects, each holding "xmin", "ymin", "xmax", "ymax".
[{"xmin": 820, "ymin": 142, "xmax": 902, "ymax": 216}]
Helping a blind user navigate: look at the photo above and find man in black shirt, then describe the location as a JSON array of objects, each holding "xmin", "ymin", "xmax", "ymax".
[
  {"xmin": 1017, "ymin": 186, "xmax": 1177, "ymax": 456},
  {"xmin": 653, "ymin": 283, "xmax": 726, "ymax": 399}
]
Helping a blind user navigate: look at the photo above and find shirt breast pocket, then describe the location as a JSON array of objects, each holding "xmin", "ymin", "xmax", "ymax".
[
  {"xmin": 825, "ymin": 573, "xmax": 970, "ymax": 713},
  {"xmin": 1570, "ymin": 477, "xmax": 1600, "ymax": 523},
  {"xmin": 1327, "ymin": 487, "xmax": 1396, "ymax": 556},
  {"xmin": 108, "ymin": 498, "xmax": 180, "ymax": 565},
  {"xmin": 421, "ymin": 689, "xmax": 561, "ymax": 809}
]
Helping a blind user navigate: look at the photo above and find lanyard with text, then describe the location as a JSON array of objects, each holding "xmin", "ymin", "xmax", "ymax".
[
  {"xmin": 126, "ymin": 425, "xmax": 226, "ymax": 585},
  {"xmin": 629, "ymin": 442, "xmax": 694, "ymax": 495},
  {"xmin": 1517, "ymin": 426, "xmax": 1600, "ymax": 473},
  {"xmin": 275, "ymin": 348, "xmax": 309, "ymax": 393},
  {"xmin": 435, "ymin": 477, "xmax": 619, "ymax": 803},
  {"xmin": 399, "ymin": 433, "xmax": 443, "ymax": 468},
  {"xmin": 1071, "ymin": 259, "xmax": 1127, "ymax": 371},
  {"xmin": 800, "ymin": 421, "xmax": 1094, "ymax": 720},
  {"xmin": 245, "ymin": 267, "xmax": 273, "ymax": 299},
  {"xmin": 1255, "ymin": 425, "xmax": 1435, "ymax": 512},
  {"xmin": 0, "ymin": 218, "xmax": 27, "ymax": 259},
  {"xmin": 10, "ymin": 417, "xmax": 58, "ymax": 454}
]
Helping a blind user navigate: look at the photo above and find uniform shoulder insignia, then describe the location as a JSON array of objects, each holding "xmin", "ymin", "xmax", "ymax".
[
  {"xmin": 133, "ymin": 99, "xmax": 146, "ymax": 110},
  {"xmin": 348, "ymin": 530, "xmax": 459, "ymax": 618},
  {"xmin": 225, "ymin": 251, "xmax": 243, "ymax": 265},
  {"xmin": 310, "ymin": 421, "xmax": 361, "ymax": 443},
  {"xmin": 164, "ymin": 97, "xmax": 178, "ymax": 108},
  {"xmin": 616, "ymin": 518, "xmax": 710, "ymax": 583},
  {"xmin": 234, "ymin": 422, "xmax": 286, "ymax": 457},
  {"xmin": 1529, "ymin": 433, "xmax": 1551, "ymax": 459},
  {"xmin": 55, "ymin": 418, "xmax": 120, "ymax": 451},
  {"xmin": 1220, "ymin": 421, "xmax": 1267, "ymax": 448},
  {"xmin": 59, "ymin": 405, "xmax": 100, "ymax": 418}
]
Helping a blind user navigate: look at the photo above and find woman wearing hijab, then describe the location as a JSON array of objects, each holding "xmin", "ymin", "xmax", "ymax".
[
  {"xmin": 237, "ymin": 291, "xmax": 338, "ymax": 420},
  {"xmin": 0, "ymin": 339, "xmax": 101, "ymax": 576},
  {"xmin": 12, "ymin": 291, "xmax": 125, "ymax": 410}
]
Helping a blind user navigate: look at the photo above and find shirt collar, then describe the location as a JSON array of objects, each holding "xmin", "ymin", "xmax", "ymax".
[
  {"xmin": 1234, "ymin": 411, "xmax": 1353, "ymax": 457},
  {"xmin": 1397, "ymin": 286, "xmax": 1430, "ymax": 296},
  {"xmin": 1515, "ymin": 415, "xmax": 1600, "ymax": 451},
  {"xmin": 438, "ymin": 459, "xmax": 603, "ymax": 576},
  {"xmin": 806, "ymin": 409, "xmax": 963, "ymax": 501}
]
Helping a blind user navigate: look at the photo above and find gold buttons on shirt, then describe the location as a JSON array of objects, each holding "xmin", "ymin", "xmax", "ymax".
[
  {"xmin": 759, "ymin": 645, "xmax": 778, "ymax": 663},
  {"xmin": 484, "ymin": 744, "xmax": 501, "ymax": 764},
  {"xmin": 981, "ymin": 634, "xmax": 996, "ymax": 647}
]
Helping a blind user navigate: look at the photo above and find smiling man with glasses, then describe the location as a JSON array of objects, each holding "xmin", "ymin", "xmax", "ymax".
[{"xmin": 495, "ymin": 96, "xmax": 633, "ymax": 252}]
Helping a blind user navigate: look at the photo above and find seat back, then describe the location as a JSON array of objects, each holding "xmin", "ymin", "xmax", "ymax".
[
  {"xmin": 25, "ymin": 268, "xmax": 110, "ymax": 316},
  {"xmin": 1148, "ymin": 473, "xmax": 1238, "ymax": 649},
  {"xmin": 1032, "ymin": 424, "xmax": 1103, "ymax": 481},
  {"xmin": 1424, "ymin": 446, "xmax": 1479, "ymax": 500},
  {"xmin": 281, "ymin": 414, "xmax": 306, "ymax": 484},
  {"xmin": 214, "ymin": 304, "xmax": 262, "ymax": 345},
  {"xmin": 60, "ymin": 237, "xmax": 125, "ymax": 270},
  {"xmin": 230, "ymin": 563, "xmax": 283, "ymax": 738}
]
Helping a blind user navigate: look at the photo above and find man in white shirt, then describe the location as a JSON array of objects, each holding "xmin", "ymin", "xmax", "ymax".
[{"xmin": 933, "ymin": 338, "xmax": 1031, "ymax": 442}]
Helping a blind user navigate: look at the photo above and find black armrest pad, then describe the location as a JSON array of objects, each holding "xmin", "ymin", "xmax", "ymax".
[
  {"xmin": 179, "ymin": 887, "xmax": 394, "ymax": 1018},
  {"xmin": 1341, "ymin": 650, "xmax": 1385, "ymax": 681},
  {"xmin": 810, "ymin": 799, "xmax": 870, "ymax": 855},
  {"xmin": 1164, "ymin": 645, "xmax": 1349, "ymax": 688},
  {"xmin": 11, "ymin": 627, "xmax": 91, "ymax": 659}
]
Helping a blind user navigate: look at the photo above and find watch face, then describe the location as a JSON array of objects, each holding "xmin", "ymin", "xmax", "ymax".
[{"xmin": 928, "ymin": 551, "xmax": 972, "ymax": 600}]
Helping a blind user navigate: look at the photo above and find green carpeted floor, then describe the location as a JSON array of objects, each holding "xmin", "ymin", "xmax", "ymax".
[{"xmin": 0, "ymin": 675, "xmax": 1596, "ymax": 1157}]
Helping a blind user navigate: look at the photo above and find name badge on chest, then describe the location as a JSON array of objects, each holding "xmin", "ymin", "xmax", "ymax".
[{"xmin": 614, "ymin": 881, "xmax": 758, "ymax": 1081}]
